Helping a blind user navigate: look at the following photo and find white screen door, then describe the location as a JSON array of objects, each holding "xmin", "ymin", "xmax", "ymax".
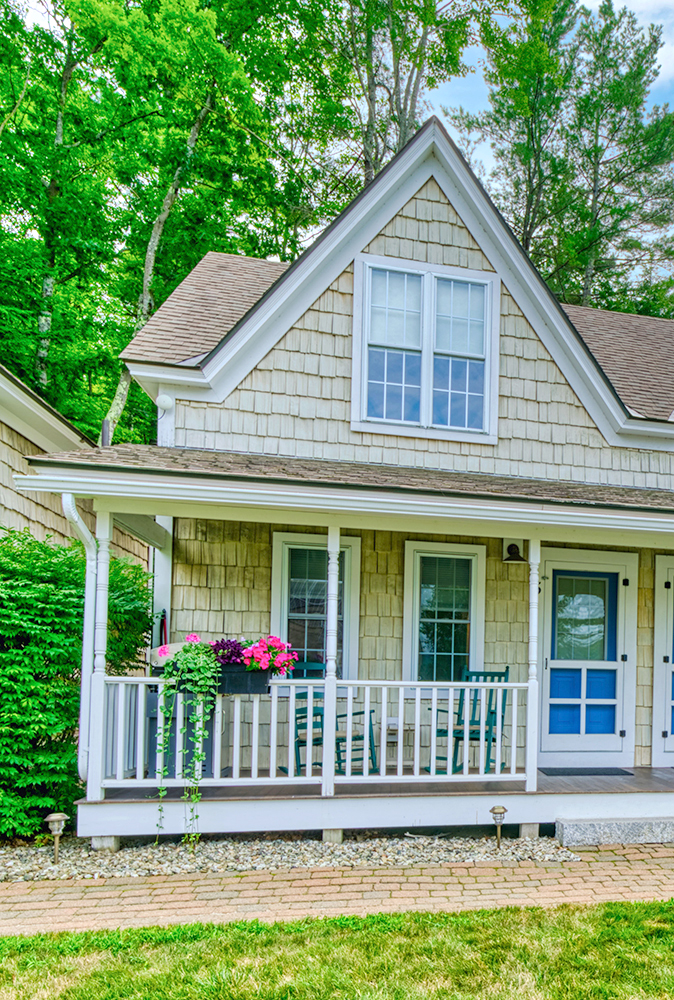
[
  {"xmin": 539, "ymin": 549, "xmax": 637, "ymax": 766},
  {"xmin": 652, "ymin": 556, "xmax": 674, "ymax": 765}
]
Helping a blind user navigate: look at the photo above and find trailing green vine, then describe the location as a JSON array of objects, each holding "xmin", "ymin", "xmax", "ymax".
[{"xmin": 155, "ymin": 634, "xmax": 218, "ymax": 847}]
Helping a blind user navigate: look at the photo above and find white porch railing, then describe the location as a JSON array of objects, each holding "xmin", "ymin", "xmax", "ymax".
[{"xmin": 100, "ymin": 676, "xmax": 534, "ymax": 793}]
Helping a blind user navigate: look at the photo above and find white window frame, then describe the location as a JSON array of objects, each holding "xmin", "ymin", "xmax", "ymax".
[
  {"xmin": 402, "ymin": 540, "xmax": 486, "ymax": 682},
  {"xmin": 270, "ymin": 531, "xmax": 361, "ymax": 680},
  {"xmin": 351, "ymin": 253, "xmax": 501, "ymax": 444}
]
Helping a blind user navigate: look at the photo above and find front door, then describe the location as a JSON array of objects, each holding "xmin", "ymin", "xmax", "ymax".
[
  {"xmin": 539, "ymin": 549, "xmax": 638, "ymax": 767},
  {"xmin": 652, "ymin": 555, "xmax": 674, "ymax": 766}
]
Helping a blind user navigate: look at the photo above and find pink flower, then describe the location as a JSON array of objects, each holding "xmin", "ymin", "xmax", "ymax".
[
  {"xmin": 185, "ymin": 633, "xmax": 201, "ymax": 643},
  {"xmin": 157, "ymin": 644, "xmax": 170, "ymax": 658}
]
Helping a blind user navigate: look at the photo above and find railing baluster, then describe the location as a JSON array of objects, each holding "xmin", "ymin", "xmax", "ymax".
[
  {"xmin": 251, "ymin": 694, "xmax": 260, "ymax": 779},
  {"xmin": 363, "ymin": 686, "xmax": 371, "ymax": 777},
  {"xmin": 462, "ymin": 684, "xmax": 470, "ymax": 775},
  {"xmin": 288, "ymin": 685, "xmax": 296, "ymax": 777},
  {"xmin": 478, "ymin": 687, "xmax": 486, "ymax": 776},
  {"xmin": 213, "ymin": 695, "xmax": 223, "ymax": 780},
  {"xmin": 232, "ymin": 695, "xmax": 241, "ymax": 780},
  {"xmin": 510, "ymin": 687, "xmax": 518, "ymax": 776},
  {"xmin": 430, "ymin": 687, "xmax": 438, "ymax": 777},
  {"xmin": 155, "ymin": 685, "xmax": 166, "ymax": 782},
  {"xmin": 379, "ymin": 686, "xmax": 387, "ymax": 778},
  {"xmin": 495, "ymin": 688, "xmax": 503, "ymax": 775},
  {"xmin": 413, "ymin": 686, "xmax": 421, "ymax": 778},
  {"xmin": 269, "ymin": 685, "xmax": 278, "ymax": 780},
  {"xmin": 136, "ymin": 684, "xmax": 146, "ymax": 781},
  {"xmin": 397, "ymin": 685, "xmax": 404, "ymax": 776},
  {"xmin": 346, "ymin": 686, "xmax": 354, "ymax": 777},
  {"xmin": 115, "ymin": 683, "xmax": 125, "ymax": 781},
  {"xmin": 175, "ymin": 692, "xmax": 184, "ymax": 780},
  {"xmin": 306, "ymin": 686, "xmax": 314, "ymax": 778}
]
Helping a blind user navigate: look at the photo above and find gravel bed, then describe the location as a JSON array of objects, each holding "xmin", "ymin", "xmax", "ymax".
[{"xmin": 0, "ymin": 833, "xmax": 579, "ymax": 881}]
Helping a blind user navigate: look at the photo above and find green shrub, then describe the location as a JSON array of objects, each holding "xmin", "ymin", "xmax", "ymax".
[{"xmin": 0, "ymin": 529, "xmax": 152, "ymax": 836}]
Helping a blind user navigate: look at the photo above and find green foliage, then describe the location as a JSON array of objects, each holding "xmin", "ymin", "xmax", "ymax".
[
  {"xmin": 449, "ymin": 0, "xmax": 674, "ymax": 310},
  {"xmin": 4, "ymin": 902, "xmax": 674, "ymax": 998},
  {"xmin": 0, "ymin": 529, "xmax": 152, "ymax": 837}
]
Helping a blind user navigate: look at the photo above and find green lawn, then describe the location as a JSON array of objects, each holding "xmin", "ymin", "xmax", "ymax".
[{"xmin": 3, "ymin": 903, "xmax": 674, "ymax": 999}]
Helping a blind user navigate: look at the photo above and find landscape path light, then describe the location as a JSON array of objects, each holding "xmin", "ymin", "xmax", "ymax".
[
  {"xmin": 45, "ymin": 812, "xmax": 68, "ymax": 864},
  {"xmin": 489, "ymin": 804, "xmax": 507, "ymax": 849}
]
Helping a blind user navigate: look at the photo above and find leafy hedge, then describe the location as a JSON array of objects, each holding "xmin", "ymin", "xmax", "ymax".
[{"xmin": 0, "ymin": 529, "xmax": 152, "ymax": 837}]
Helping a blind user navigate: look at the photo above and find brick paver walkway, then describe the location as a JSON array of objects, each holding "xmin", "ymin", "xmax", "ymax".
[{"xmin": 2, "ymin": 844, "xmax": 674, "ymax": 937}]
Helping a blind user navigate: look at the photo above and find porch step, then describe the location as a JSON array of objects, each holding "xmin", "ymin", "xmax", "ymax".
[{"xmin": 556, "ymin": 817, "xmax": 674, "ymax": 847}]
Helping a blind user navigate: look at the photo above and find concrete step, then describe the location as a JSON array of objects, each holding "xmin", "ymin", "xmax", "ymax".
[{"xmin": 556, "ymin": 817, "xmax": 674, "ymax": 847}]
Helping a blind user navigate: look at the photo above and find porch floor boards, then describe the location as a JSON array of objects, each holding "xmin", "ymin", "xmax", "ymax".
[{"xmin": 100, "ymin": 766, "xmax": 674, "ymax": 803}]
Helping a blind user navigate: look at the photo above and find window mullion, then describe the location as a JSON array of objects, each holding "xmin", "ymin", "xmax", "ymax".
[{"xmin": 420, "ymin": 273, "xmax": 435, "ymax": 428}]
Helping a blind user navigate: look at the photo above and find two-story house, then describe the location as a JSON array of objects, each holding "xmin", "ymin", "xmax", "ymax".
[{"xmin": 18, "ymin": 118, "xmax": 674, "ymax": 847}]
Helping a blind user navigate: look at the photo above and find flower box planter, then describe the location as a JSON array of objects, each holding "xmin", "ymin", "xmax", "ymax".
[{"xmin": 217, "ymin": 664, "xmax": 270, "ymax": 695}]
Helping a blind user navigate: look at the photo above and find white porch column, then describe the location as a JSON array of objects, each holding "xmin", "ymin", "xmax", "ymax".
[
  {"xmin": 62, "ymin": 494, "xmax": 97, "ymax": 782},
  {"xmin": 321, "ymin": 526, "xmax": 340, "ymax": 798},
  {"xmin": 87, "ymin": 512, "xmax": 113, "ymax": 801},
  {"xmin": 525, "ymin": 539, "xmax": 541, "ymax": 792}
]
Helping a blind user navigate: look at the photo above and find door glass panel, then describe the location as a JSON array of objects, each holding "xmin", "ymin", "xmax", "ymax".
[
  {"xmin": 549, "ymin": 704, "xmax": 581, "ymax": 734},
  {"xmin": 418, "ymin": 556, "xmax": 471, "ymax": 682},
  {"xmin": 586, "ymin": 669, "xmax": 616, "ymax": 700},
  {"xmin": 553, "ymin": 572, "xmax": 617, "ymax": 661},
  {"xmin": 585, "ymin": 704, "xmax": 616, "ymax": 734},
  {"xmin": 550, "ymin": 668, "xmax": 581, "ymax": 699}
]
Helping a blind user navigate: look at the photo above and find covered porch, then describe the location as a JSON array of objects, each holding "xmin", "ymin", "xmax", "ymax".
[{"xmin": 16, "ymin": 448, "xmax": 674, "ymax": 840}]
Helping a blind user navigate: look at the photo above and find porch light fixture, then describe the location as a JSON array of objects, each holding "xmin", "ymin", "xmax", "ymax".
[
  {"xmin": 503, "ymin": 541, "xmax": 526, "ymax": 563},
  {"xmin": 489, "ymin": 804, "xmax": 507, "ymax": 849},
  {"xmin": 45, "ymin": 812, "xmax": 68, "ymax": 864}
]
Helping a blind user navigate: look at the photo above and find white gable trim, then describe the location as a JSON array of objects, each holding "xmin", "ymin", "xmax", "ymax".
[
  {"xmin": 0, "ymin": 367, "xmax": 91, "ymax": 453},
  {"xmin": 130, "ymin": 119, "xmax": 674, "ymax": 450}
]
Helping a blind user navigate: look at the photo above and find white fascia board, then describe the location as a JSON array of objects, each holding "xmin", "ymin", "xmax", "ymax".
[
  {"xmin": 0, "ymin": 377, "xmax": 90, "ymax": 453},
  {"xmin": 14, "ymin": 468, "xmax": 674, "ymax": 539}
]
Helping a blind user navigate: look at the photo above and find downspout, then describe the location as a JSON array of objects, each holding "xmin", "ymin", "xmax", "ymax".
[{"xmin": 62, "ymin": 493, "xmax": 97, "ymax": 780}]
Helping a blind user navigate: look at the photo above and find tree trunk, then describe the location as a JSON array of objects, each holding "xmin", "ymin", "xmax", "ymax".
[{"xmin": 100, "ymin": 92, "xmax": 214, "ymax": 443}]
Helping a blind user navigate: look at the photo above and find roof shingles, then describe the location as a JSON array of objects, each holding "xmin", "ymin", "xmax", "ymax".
[{"xmin": 28, "ymin": 444, "xmax": 674, "ymax": 514}]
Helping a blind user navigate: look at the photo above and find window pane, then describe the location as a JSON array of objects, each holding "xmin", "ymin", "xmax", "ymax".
[
  {"xmin": 287, "ymin": 548, "xmax": 344, "ymax": 675},
  {"xmin": 367, "ymin": 347, "xmax": 421, "ymax": 424},
  {"xmin": 435, "ymin": 279, "xmax": 486, "ymax": 357},
  {"xmin": 417, "ymin": 556, "xmax": 472, "ymax": 681},
  {"xmin": 432, "ymin": 356, "xmax": 484, "ymax": 430},
  {"xmin": 369, "ymin": 269, "xmax": 421, "ymax": 348},
  {"xmin": 554, "ymin": 574, "xmax": 616, "ymax": 661}
]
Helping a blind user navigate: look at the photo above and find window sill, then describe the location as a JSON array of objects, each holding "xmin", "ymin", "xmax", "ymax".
[{"xmin": 350, "ymin": 419, "xmax": 498, "ymax": 446}]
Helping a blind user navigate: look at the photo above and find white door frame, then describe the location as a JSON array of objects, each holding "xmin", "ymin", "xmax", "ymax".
[
  {"xmin": 538, "ymin": 547, "xmax": 638, "ymax": 768},
  {"xmin": 652, "ymin": 555, "xmax": 674, "ymax": 765}
]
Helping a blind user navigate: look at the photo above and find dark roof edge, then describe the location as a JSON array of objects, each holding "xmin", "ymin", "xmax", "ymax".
[{"xmin": 0, "ymin": 363, "xmax": 94, "ymax": 446}]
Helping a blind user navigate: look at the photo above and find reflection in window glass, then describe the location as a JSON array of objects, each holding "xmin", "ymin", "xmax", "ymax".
[
  {"xmin": 418, "ymin": 556, "xmax": 471, "ymax": 682},
  {"xmin": 287, "ymin": 548, "xmax": 343, "ymax": 675},
  {"xmin": 435, "ymin": 279, "xmax": 485, "ymax": 355},
  {"xmin": 370, "ymin": 269, "xmax": 422, "ymax": 349},
  {"xmin": 554, "ymin": 575, "xmax": 611, "ymax": 661},
  {"xmin": 367, "ymin": 347, "xmax": 421, "ymax": 422}
]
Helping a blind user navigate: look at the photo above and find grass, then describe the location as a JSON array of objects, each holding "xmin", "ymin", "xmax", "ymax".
[{"xmin": 2, "ymin": 903, "xmax": 674, "ymax": 999}]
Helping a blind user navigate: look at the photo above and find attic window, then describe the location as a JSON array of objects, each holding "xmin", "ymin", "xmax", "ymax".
[{"xmin": 352, "ymin": 255, "xmax": 499, "ymax": 443}]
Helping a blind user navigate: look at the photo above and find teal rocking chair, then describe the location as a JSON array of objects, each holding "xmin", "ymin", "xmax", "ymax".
[{"xmin": 432, "ymin": 667, "xmax": 509, "ymax": 774}]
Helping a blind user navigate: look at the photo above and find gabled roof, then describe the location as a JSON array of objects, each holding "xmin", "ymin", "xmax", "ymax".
[
  {"xmin": 562, "ymin": 305, "xmax": 674, "ymax": 422},
  {"xmin": 0, "ymin": 363, "xmax": 93, "ymax": 452},
  {"xmin": 122, "ymin": 116, "xmax": 674, "ymax": 450},
  {"xmin": 121, "ymin": 253, "xmax": 289, "ymax": 365}
]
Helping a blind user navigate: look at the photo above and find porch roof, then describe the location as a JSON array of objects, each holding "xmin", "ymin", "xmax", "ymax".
[{"xmin": 25, "ymin": 444, "xmax": 674, "ymax": 515}]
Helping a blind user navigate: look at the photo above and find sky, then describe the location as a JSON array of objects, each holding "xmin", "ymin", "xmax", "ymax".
[{"xmin": 431, "ymin": 0, "xmax": 674, "ymax": 173}]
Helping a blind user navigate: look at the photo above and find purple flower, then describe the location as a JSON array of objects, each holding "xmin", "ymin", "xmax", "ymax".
[{"xmin": 211, "ymin": 638, "xmax": 245, "ymax": 667}]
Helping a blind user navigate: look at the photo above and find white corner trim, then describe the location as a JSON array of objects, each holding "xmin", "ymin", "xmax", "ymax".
[
  {"xmin": 402, "ymin": 540, "xmax": 486, "ymax": 682},
  {"xmin": 270, "ymin": 531, "xmax": 361, "ymax": 680}
]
